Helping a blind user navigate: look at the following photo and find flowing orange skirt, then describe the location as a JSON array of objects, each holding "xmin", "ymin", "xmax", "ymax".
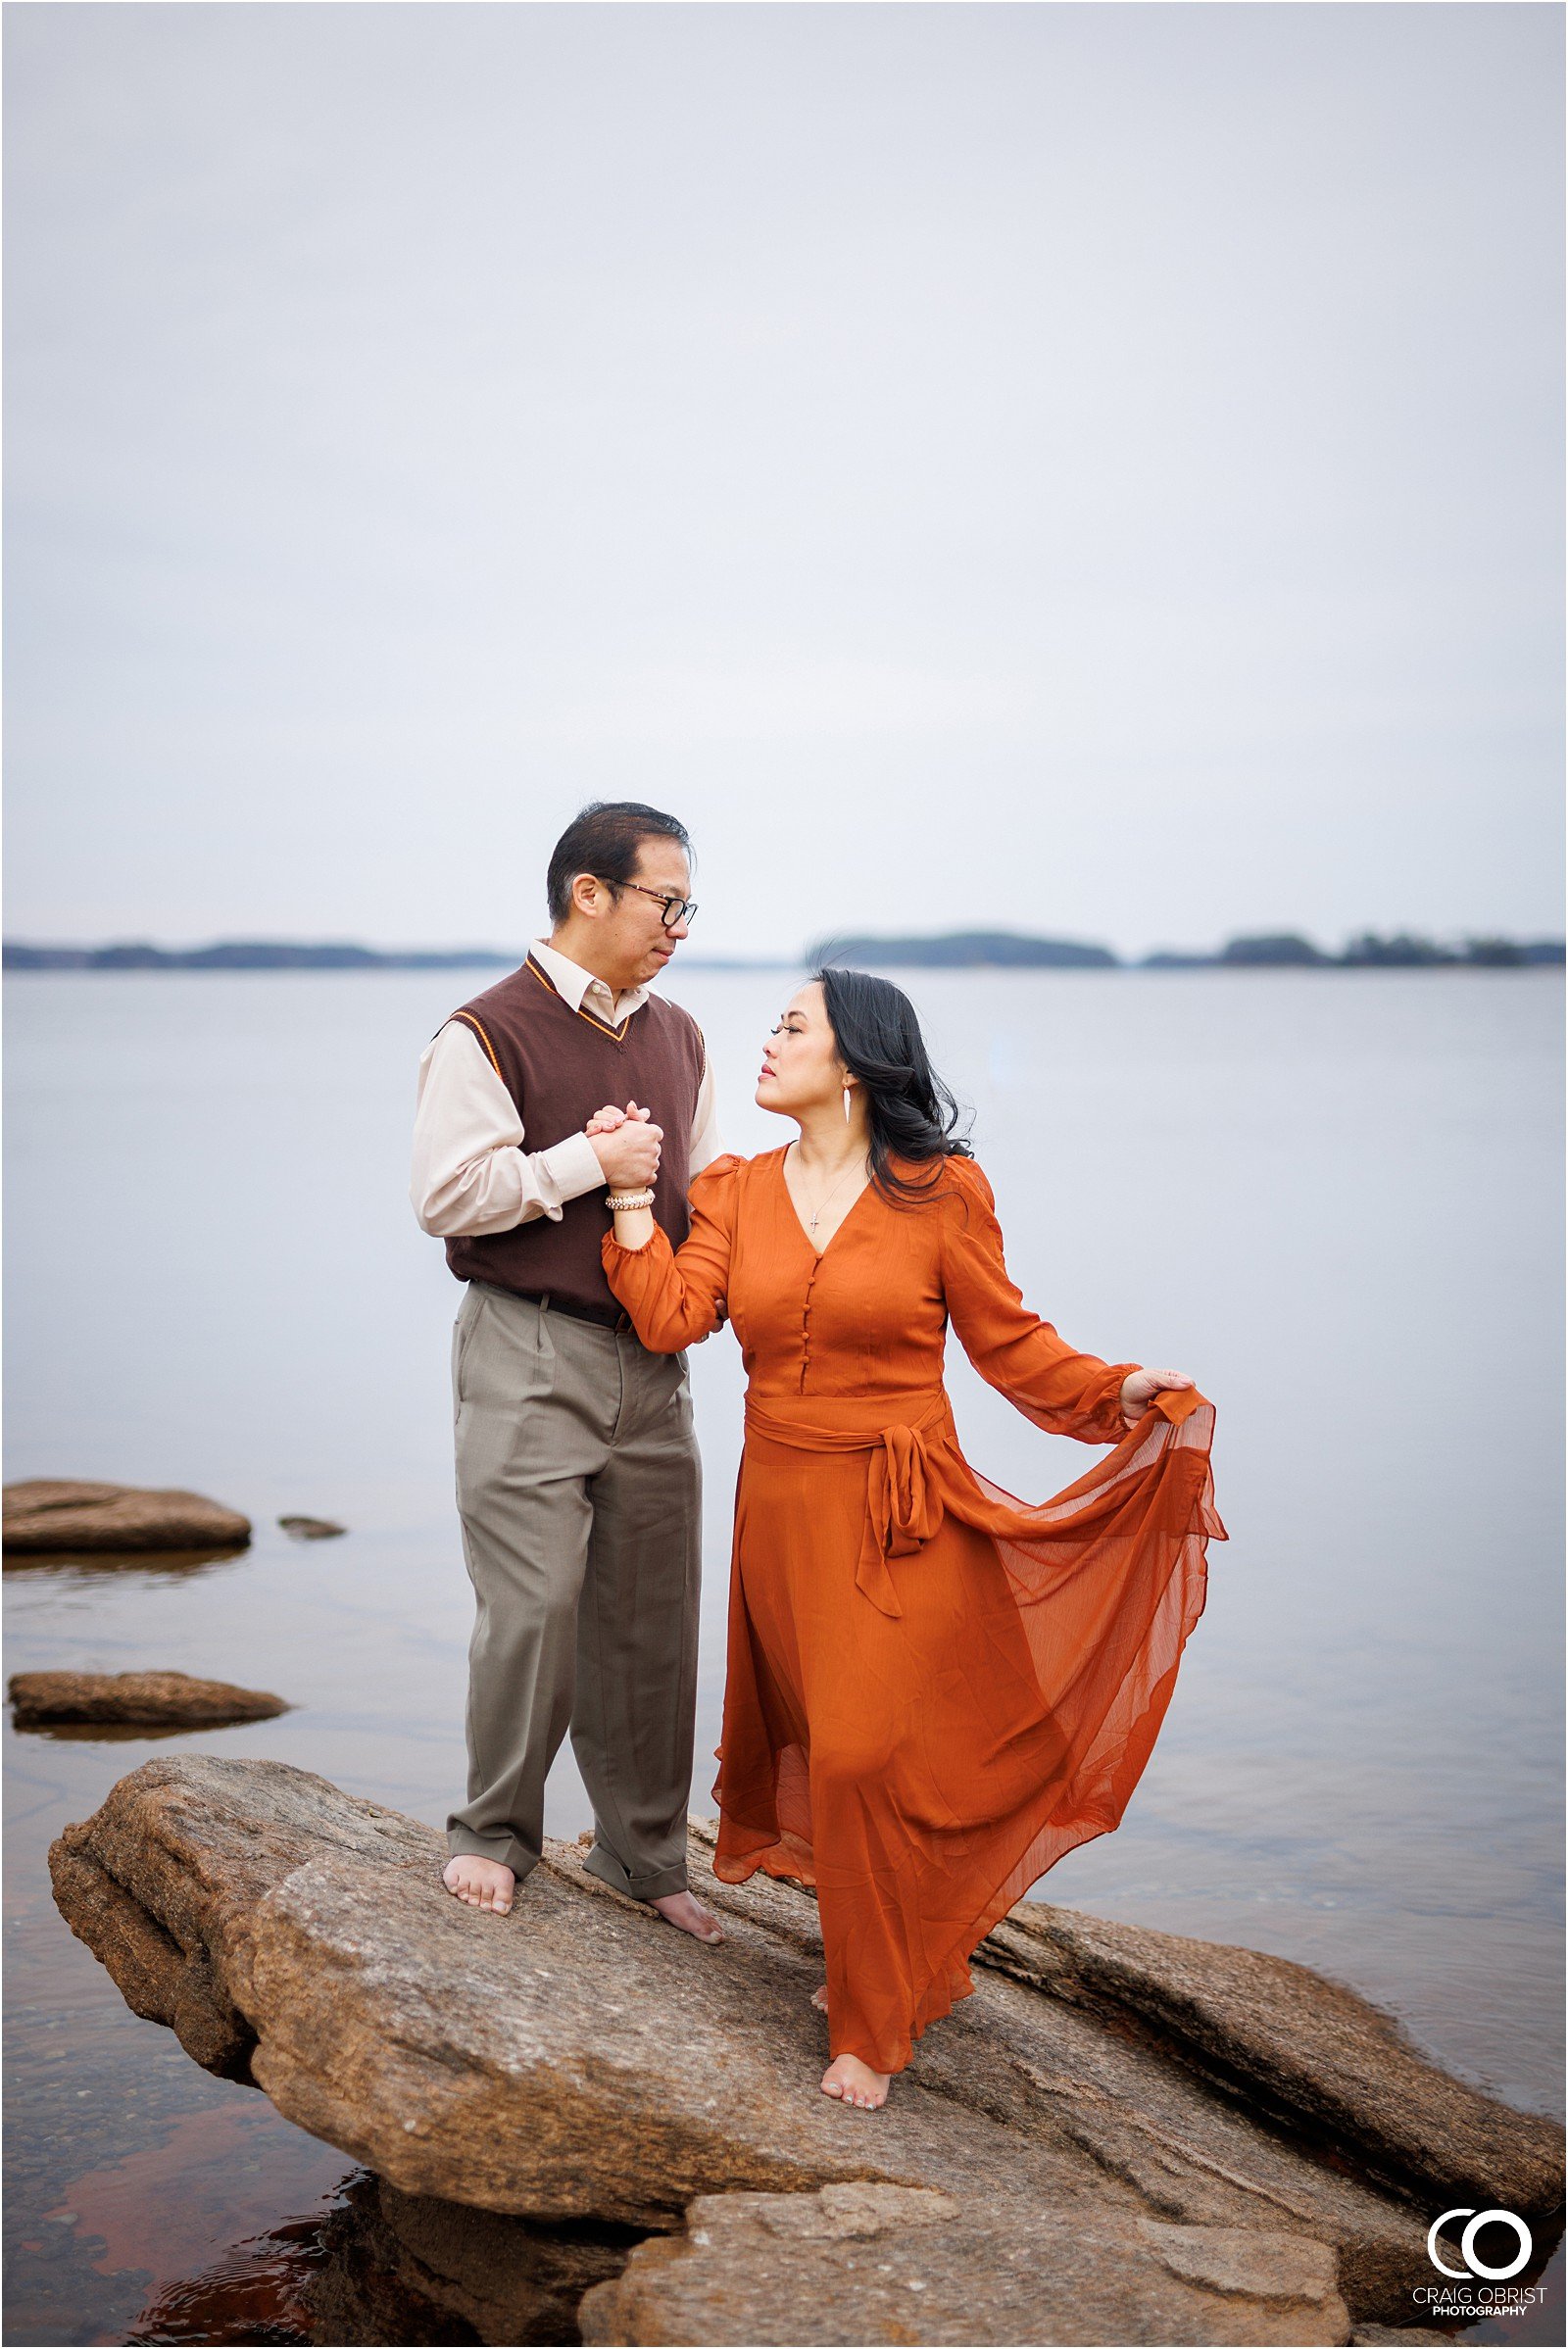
[{"xmin": 710, "ymin": 1384, "xmax": 1224, "ymax": 2074}]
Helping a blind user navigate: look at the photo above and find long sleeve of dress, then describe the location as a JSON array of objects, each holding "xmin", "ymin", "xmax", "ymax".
[
  {"xmin": 941, "ymin": 1160, "xmax": 1140, "ymax": 1444},
  {"xmin": 601, "ymin": 1154, "xmax": 742, "ymax": 1352}
]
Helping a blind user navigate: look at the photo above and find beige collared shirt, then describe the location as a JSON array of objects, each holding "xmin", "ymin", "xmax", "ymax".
[{"xmin": 411, "ymin": 937, "xmax": 721, "ymax": 1238}]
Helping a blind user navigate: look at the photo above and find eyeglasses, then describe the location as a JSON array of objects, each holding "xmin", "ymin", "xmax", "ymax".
[{"xmin": 611, "ymin": 879, "xmax": 699, "ymax": 930}]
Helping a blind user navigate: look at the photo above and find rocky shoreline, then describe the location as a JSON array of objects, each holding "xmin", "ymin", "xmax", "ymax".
[{"xmin": 49, "ymin": 1754, "xmax": 1563, "ymax": 2347}]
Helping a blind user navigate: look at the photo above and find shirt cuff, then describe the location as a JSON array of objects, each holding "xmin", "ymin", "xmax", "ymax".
[{"xmin": 538, "ymin": 1131, "xmax": 607, "ymax": 1207}]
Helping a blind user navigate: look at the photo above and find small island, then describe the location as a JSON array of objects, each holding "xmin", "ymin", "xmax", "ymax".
[{"xmin": 809, "ymin": 928, "xmax": 1565, "ymax": 969}]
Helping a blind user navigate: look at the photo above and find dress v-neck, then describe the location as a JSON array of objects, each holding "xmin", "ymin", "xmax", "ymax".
[{"xmin": 777, "ymin": 1146, "xmax": 875, "ymax": 1261}]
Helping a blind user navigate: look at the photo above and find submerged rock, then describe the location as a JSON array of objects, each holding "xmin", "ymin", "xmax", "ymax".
[
  {"xmin": 3, "ymin": 1479, "xmax": 251, "ymax": 1554},
  {"xmin": 278, "ymin": 1515, "xmax": 347, "ymax": 1541},
  {"xmin": 9, "ymin": 1670, "xmax": 288, "ymax": 1729},
  {"xmin": 48, "ymin": 1755, "xmax": 1564, "ymax": 2346}
]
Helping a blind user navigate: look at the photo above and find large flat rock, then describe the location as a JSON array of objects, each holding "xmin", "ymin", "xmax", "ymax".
[
  {"xmin": 10, "ymin": 1670, "xmax": 288, "ymax": 1728},
  {"xmin": 48, "ymin": 1756, "xmax": 1564, "ymax": 2345},
  {"xmin": 4, "ymin": 1478, "xmax": 251, "ymax": 1554}
]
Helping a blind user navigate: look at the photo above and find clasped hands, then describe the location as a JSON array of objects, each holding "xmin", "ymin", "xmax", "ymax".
[{"xmin": 585, "ymin": 1100, "xmax": 662, "ymax": 1190}]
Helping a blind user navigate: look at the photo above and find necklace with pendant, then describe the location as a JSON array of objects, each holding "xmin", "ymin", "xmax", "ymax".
[{"xmin": 793, "ymin": 1146, "xmax": 866, "ymax": 1234}]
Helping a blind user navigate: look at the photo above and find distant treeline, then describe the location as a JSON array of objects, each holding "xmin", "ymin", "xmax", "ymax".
[
  {"xmin": 2, "ymin": 941, "xmax": 517, "ymax": 972},
  {"xmin": 809, "ymin": 929, "xmax": 1566, "ymax": 969},
  {"xmin": 5, "ymin": 928, "xmax": 1564, "ymax": 973}
]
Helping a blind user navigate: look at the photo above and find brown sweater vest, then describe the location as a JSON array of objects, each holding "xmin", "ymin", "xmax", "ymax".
[{"xmin": 440, "ymin": 955, "xmax": 706, "ymax": 1323}]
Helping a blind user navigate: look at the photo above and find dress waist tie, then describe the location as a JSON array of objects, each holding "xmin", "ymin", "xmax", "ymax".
[
  {"xmin": 743, "ymin": 1384, "xmax": 1220, "ymax": 1622},
  {"xmin": 742, "ymin": 1394, "xmax": 954, "ymax": 1620}
]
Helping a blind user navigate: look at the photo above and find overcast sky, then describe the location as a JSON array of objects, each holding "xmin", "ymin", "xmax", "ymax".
[{"xmin": 4, "ymin": 2, "xmax": 1561, "ymax": 960}]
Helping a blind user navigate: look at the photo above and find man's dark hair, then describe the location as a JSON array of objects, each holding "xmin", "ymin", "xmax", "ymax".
[{"xmin": 546, "ymin": 802, "xmax": 692, "ymax": 925}]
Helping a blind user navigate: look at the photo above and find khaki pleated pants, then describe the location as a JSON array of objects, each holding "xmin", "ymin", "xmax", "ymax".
[{"xmin": 446, "ymin": 1281, "xmax": 703, "ymax": 1898}]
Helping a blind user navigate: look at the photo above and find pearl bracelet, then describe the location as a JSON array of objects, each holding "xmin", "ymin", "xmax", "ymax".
[{"xmin": 606, "ymin": 1188, "xmax": 657, "ymax": 1212}]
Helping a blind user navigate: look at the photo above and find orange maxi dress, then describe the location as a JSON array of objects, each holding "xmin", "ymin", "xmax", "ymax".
[{"xmin": 602, "ymin": 1147, "xmax": 1226, "ymax": 2077}]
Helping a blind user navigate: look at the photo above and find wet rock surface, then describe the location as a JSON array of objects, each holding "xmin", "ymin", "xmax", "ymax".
[
  {"xmin": 49, "ymin": 1755, "xmax": 1564, "ymax": 2346},
  {"xmin": 4, "ymin": 1478, "xmax": 251, "ymax": 1554},
  {"xmin": 9, "ymin": 1669, "xmax": 288, "ymax": 1728}
]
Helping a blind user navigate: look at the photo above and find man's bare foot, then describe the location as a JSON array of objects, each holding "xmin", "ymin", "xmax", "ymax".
[
  {"xmin": 648, "ymin": 1889, "xmax": 724, "ymax": 1944},
  {"xmin": 443, "ymin": 1855, "xmax": 514, "ymax": 1915},
  {"xmin": 820, "ymin": 2054, "xmax": 890, "ymax": 2110},
  {"xmin": 810, "ymin": 1983, "xmax": 828, "ymax": 2013}
]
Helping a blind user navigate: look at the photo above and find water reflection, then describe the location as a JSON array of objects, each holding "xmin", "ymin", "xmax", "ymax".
[
  {"xmin": 3, "ymin": 1544, "xmax": 252, "ymax": 1582},
  {"xmin": 124, "ymin": 2166, "xmax": 648, "ymax": 2348},
  {"xmin": 127, "ymin": 2209, "xmax": 339, "ymax": 2347},
  {"xmin": 15, "ymin": 1720, "xmax": 254, "ymax": 1745}
]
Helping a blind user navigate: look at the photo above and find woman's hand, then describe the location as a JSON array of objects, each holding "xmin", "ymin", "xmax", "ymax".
[
  {"xmin": 585, "ymin": 1100, "xmax": 650, "ymax": 1138},
  {"xmin": 586, "ymin": 1101, "xmax": 662, "ymax": 1190},
  {"xmin": 1119, "ymin": 1367, "xmax": 1195, "ymax": 1427}
]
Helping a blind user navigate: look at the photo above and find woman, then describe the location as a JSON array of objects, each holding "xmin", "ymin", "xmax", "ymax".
[{"xmin": 588, "ymin": 969, "xmax": 1225, "ymax": 2112}]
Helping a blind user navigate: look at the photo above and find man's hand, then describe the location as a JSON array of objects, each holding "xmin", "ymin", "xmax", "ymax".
[
  {"xmin": 1119, "ymin": 1367, "xmax": 1195, "ymax": 1427},
  {"xmin": 588, "ymin": 1100, "xmax": 662, "ymax": 1188}
]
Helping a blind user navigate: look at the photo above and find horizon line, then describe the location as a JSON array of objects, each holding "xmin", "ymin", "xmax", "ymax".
[{"xmin": 5, "ymin": 922, "xmax": 1564, "ymax": 975}]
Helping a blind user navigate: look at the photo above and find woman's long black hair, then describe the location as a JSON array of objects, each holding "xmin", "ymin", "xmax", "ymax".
[{"xmin": 813, "ymin": 965, "xmax": 973, "ymax": 1207}]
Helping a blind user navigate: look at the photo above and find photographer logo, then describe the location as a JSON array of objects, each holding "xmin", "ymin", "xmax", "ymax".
[
  {"xmin": 1414, "ymin": 2208, "xmax": 1544, "ymax": 2323},
  {"xmin": 1427, "ymin": 2209, "xmax": 1531, "ymax": 2281}
]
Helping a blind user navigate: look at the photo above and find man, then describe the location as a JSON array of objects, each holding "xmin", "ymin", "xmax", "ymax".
[{"xmin": 412, "ymin": 801, "xmax": 724, "ymax": 1943}]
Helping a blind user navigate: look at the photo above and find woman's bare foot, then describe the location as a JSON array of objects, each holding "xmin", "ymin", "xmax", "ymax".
[
  {"xmin": 820, "ymin": 2055, "xmax": 890, "ymax": 2110},
  {"xmin": 442, "ymin": 1855, "xmax": 514, "ymax": 1914},
  {"xmin": 810, "ymin": 1983, "xmax": 828, "ymax": 2013},
  {"xmin": 649, "ymin": 1889, "xmax": 724, "ymax": 1944}
]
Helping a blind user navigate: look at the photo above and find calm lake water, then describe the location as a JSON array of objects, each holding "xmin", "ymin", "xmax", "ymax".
[{"xmin": 5, "ymin": 965, "xmax": 1563, "ymax": 2344}]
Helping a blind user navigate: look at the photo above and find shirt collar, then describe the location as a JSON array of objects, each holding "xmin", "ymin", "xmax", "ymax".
[{"xmin": 529, "ymin": 937, "xmax": 651, "ymax": 1024}]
